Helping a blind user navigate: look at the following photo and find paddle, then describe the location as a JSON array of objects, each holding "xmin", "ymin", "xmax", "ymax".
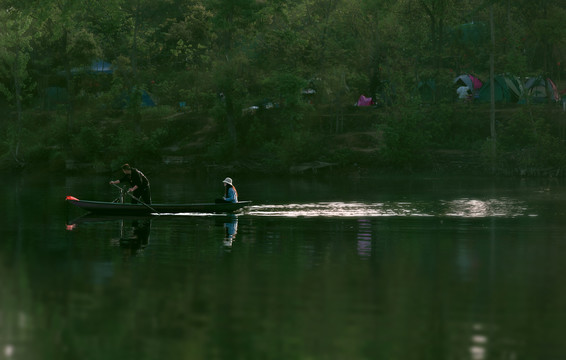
[{"xmin": 110, "ymin": 183, "xmax": 160, "ymax": 215}]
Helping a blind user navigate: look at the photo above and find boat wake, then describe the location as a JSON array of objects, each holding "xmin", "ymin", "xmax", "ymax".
[{"xmin": 244, "ymin": 198, "xmax": 531, "ymax": 218}]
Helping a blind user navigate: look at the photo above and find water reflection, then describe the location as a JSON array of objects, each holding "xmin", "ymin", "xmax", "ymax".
[
  {"xmin": 66, "ymin": 215, "xmax": 153, "ymax": 257},
  {"xmin": 6, "ymin": 174, "xmax": 566, "ymax": 359},
  {"xmin": 247, "ymin": 202, "xmax": 434, "ymax": 217},
  {"xmin": 116, "ymin": 219, "xmax": 152, "ymax": 256},
  {"xmin": 4, "ymin": 345, "xmax": 14, "ymax": 358},
  {"xmin": 442, "ymin": 198, "xmax": 529, "ymax": 218},
  {"xmin": 356, "ymin": 218, "xmax": 372, "ymax": 259},
  {"xmin": 66, "ymin": 213, "xmax": 239, "ymax": 252},
  {"xmin": 247, "ymin": 198, "xmax": 530, "ymax": 218},
  {"xmin": 222, "ymin": 214, "xmax": 238, "ymax": 248}
]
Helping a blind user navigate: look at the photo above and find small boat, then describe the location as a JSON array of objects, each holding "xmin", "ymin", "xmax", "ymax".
[{"xmin": 66, "ymin": 196, "xmax": 252, "ymax": 215}]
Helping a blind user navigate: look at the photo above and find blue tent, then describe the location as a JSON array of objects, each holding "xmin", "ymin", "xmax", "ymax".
[
  {"xmin": 68, "ymin": 60, "xmax": 113, "ymax": 75},
  {"xmin": 89, "ymin": 60, "xmax": 113, "ymax": 74},
  {"xmin": 141, "ymin": 90, "xmax": 156, "ymax": 107},
  {"xmin": 115, "ymin": 88, "xmax": 156, "ymax": 108}
]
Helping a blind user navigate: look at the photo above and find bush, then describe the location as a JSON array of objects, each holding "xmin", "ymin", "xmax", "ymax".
[
  {"xmin": 72, "ymin": 126, "xmax": 99, "ymax": 158},
  {"xmin": 379, "ymin": 106, "xmax": 432, "ymax": 169}
]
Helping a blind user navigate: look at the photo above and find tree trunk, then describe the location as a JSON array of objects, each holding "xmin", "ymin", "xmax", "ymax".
[
  {"xmin": 489, "ymin": 4, "xmax": 496, "ymax": 174},
  {"xmin": 63, "ymin": 29, "xmax": 74, "ymax": 141},
  {"xmin": 131, "ymin": 0, "xmax": 140, "ymax": 83},
  {"xmin": 225, "ymin": 94, "xmax": 237, "ymax": 145},
  {"xmin": 12, "ymin": 53, "xmax": 23, "ymax": 165}
]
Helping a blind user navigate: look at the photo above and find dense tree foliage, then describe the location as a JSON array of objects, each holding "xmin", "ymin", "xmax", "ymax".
[{"xmin": 1, "ymin": 0, "xmax": 565, "ymax": 173}]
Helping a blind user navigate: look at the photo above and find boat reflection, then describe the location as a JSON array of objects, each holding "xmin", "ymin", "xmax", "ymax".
[
  {"xmin": 117, "ymin": 218, "xmax": 152, "ymax": 256},
  {"xmin": 67, "ymin": 213, "xmax": 240, "ymax": 251},
  {"xmin": 66, "ymin": 213, "xmax": 153, "ymax": 226},
  {"xmin": 66, "ymin": 214, "xmax": 153, "ymax": 256}
]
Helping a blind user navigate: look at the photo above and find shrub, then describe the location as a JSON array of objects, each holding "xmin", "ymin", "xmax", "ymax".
[{"xmin": 379, "ymin": 106, "xmax": 432, "ymax": 169}]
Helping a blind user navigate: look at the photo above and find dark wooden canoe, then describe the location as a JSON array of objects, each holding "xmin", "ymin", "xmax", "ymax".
[{"xmin": 66, "ymin": 196, "xmax": 252, "ymax": 215}]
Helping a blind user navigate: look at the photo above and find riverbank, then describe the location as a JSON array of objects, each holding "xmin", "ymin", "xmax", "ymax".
[{"xmin": 2, "ymin": 102, "xmax": 566, "ymax": 178}]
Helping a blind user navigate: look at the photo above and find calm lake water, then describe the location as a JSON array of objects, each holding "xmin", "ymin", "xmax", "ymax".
[{"xmin": 2, "ymin": 172, "xmax": 566, "ymax": 359}]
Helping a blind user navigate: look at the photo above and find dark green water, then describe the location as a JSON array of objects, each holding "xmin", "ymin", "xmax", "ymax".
[{"xmin": 2, "ymin": 173, "xmax": 566, "ymax": 359}]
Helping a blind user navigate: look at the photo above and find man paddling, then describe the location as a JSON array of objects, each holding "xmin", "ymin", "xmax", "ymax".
[{"xmin": 110, "ymin": 164, "xmax": 152, "ymax": 204}]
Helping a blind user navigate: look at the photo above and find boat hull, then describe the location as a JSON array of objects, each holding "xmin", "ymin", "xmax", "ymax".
[{"xmin": 67, "ymin": 198, "xmax": 252, "ymax": 215}]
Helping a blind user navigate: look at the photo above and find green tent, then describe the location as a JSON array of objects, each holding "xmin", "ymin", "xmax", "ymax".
[
  {"xmin": 451, "ymin": 22, "xmax": 488, "ymax": 46},
  {"xmin": 418, "ymin": 80, "xmax": 437, "ymax": 103},
  {"xmin": 478, "ymin": 74, "xmax": 525, "ymax": 103},
  {"xmin": 417, "ymin": 79, "xmax": 450, "ymax": 103},
  {"xmin": 524, "ymin": 76, "xmax": 560, "ymax": 103},
  {"xmin": 44, "ymin": 87, "xmax": 68, "ymax": 110}
]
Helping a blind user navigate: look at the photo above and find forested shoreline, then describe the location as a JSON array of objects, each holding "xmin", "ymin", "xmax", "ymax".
[{"xmin": 1, "ymin": 0, "xmax": 565, "ymax": 176}]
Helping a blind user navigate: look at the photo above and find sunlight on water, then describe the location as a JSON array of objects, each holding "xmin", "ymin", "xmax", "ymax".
[
  {"xmin": 442, "ymin": 198, "xmax": 529, "ymax": 218},
  {"xmin": 246, "ymin": 202, "xmax": 433, "ymax": 217},
  {"xmin": 159, "ymin": 212, "xmax": 228, "ymax": 216},
  {"xmin": 246, "ymin": 198, "xmax": 531, "ymax": 218}
]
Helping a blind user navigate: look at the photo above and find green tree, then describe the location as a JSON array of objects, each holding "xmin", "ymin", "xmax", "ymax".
[
  {"xmin": 515, "ymin": 0, "xmax": 566, "ymax": 76},
  {"xmin": 0, "ymin": 7, "xmax": 36, "ymax": 165},
  {"xmin": 208, "ymin": 0, "xmax": 263, "ymax": 145},
  {"xmin": 28, "ymin": 0, "xmax": 101, "ymax": 134}
]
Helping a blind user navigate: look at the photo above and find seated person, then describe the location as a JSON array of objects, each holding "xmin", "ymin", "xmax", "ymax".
[{"xmin": 216, "ymin": 177, "xmax": 238, "ymax": 203}]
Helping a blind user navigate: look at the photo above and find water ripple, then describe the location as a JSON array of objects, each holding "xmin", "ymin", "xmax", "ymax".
[{"xmin": 245, "ymin": 198, "xmax": 531, "ymax": 218}]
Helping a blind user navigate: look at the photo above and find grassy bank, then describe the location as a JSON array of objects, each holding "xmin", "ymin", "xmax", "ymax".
[{"xmin": 2, "ymin": 102, "xmax": 566, "ymax": 177}]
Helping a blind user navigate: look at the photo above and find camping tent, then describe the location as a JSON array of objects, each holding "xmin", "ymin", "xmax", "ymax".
[
  {"xmin": 44, "ymin": 87, "xmax": 68, "ymax": 110},
  {"xmin": 67, "ymin": 60, "xmax": 114, "ymax": 75},
  {"xmin": 477, "ymin": 74, "xmax": 525, "ymax": 103},
  {"xmin": 115, "ymin": 88, "xmax": 156, "ymax": 109},
  {"xmin": 524, "ymin": 76, "xmax": 559, "ymax": 103},
  {"xmin": 454, "ymin": 74, "xmax": 482, "ymax": 99},
  {"xmin": 89, "ymin": 60, "xmax": 113, "ymax": 74},
  {"xmin": 418, "ymin": 80, "xmax": 437, "ymax": 103},
  {"xmin": 451, "ymin": 22, "xmax": 488, "ymax": 46},
  {"xmin": 356, "ymin": 95, "xmax": 373, "ymax": 106},
  {"xmin": 417, "ymin": 79, "xmax": 450, "ymax": 103}
]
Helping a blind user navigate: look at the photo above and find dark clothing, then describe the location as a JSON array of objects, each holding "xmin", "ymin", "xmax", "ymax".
[
  {"xmin": 120, "ymin": 168, "xmax": 151, "ymax": 204},
  {"xmin": 131, "ymin": 187, "xmax": 151, "ymax": 205}
]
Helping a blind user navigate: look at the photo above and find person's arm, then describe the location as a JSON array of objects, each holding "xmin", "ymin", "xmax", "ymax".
[{"xmin": 110, "ymin": 172, "xmax": 129, "ymax": 185}]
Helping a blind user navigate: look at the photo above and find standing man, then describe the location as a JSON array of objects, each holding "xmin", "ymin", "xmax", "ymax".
[{"xmin": 110, "ymin": 164, "xmax": 151, "ymax": 204}]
